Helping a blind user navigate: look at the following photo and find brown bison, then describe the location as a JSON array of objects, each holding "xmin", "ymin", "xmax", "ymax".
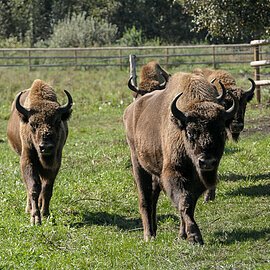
[
  {"xmin": 128, "ymin": 61, "xmax": 171, "ymax": 97},
  {"xmin": 7, "ymin": 79, "xmax": 73, "ymax": 225},
  {"xmin": 193, "ymin": 68, "xmax": 255, "ymax": 141},
  {"xmin": 123, "ymin": 72, "xmax": 237, "ymax": 245}
]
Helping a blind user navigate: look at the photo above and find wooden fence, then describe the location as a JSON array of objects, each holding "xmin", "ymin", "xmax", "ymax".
[
  {"xmin": 1, "ymin": 43, "xmax": 269, "ymax": 103},
  {"xmin": 0, "ymin": 44, "xmax": 256, "ymax": 70},
  {"xmin": 250, "ymin": 40, "xmax": 270, "ymax": 103}
]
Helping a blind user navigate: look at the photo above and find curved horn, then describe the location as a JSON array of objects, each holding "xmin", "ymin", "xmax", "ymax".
[
  {"xmin": 156, "ymin": 79, "xmax": 166, "ymax": 90},
  {"xmin": 171, "ymin": 93, "xmax": 187, "ymax": 123},
  {"xmin": 224, "ymin": 90, "xmax": 239, "ymax": 120},
  {"xmin": 216, "ymin": 80, "xmax": 227, "ymax": 102},
  {"xmin": 15, "ymin": 92, "xmax": 31, "ymax": 119},
  {"xmin": 210, "ymin": 78, "xmax": 216, "ymax": 84},
  {"xmin": 244, "ymin": 78, "xmax": 256, "ymax": 99},
  {"xmin": 59, "ymin": 90, "xmax": 73, "ymax": 114},
  {"xmin": 128, "ymin": 77, "xmax": 149, "ymax": 95}
]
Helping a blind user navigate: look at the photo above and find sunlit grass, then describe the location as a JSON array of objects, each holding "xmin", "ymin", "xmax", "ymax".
[{"xmin": 0, "ymin": 67, "xmax": 269, "ymax": 269}]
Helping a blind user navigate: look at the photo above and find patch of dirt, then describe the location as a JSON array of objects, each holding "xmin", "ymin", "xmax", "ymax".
[{"xmin": 242, "ymin": 115, "xmax": 270, "ymax": 137}]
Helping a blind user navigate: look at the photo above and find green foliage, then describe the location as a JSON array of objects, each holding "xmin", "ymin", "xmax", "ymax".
[
  {"xmin": 0, "ymin": 36, "xmax": 28, "ymax": 48},
  {"xmin": 184, "ymin": 0, "xmax": 270, "ymax": 43},
  {"xmin": 47, "ymin": 12, "xmax": 118, "ymax": 47},
  {"xmin": 117, "ymin": 26, "xmax": 143, "ymax": 46},
  {"xmin": 0, "ymin": 67, "xmax": 269, "ymax": 269}
]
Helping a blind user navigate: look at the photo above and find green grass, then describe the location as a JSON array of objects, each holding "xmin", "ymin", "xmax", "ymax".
[{"xmin": 0, "ymin": 67, "xmax": 269, "ymax": 269}]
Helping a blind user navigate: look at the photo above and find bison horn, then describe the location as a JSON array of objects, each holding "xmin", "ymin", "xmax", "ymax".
[
  {"xmin": 224, "ymin": 90, "xmax": 239, "ymax": 120},
  {"xmin": 15, "ymin": 91, "xmax": 31, "ymax": 119},
  {"xmin": 216, "ymin": 80, "xmax": 226, "ymax": 102},
  {"xmin": 59, "ymin": 90, "xmax": 73, "ymax": 114},
  {"xmin": 210, "ymin": 78, "xmax": 216, "ymax": 84},
  {"xmin": 171, "ymin": 93, "xmax": 187, "ymax": 123},
  {"xmin": 244, "ymin": 78, "xmax": 256, "ymax": 99},
  {"xmin": 128, "ymin": 77, "xmax": 149, "ymax": 95},
  {"xmin": 156, "ymin": 79, "xmax": 167, "ymax": 90}
]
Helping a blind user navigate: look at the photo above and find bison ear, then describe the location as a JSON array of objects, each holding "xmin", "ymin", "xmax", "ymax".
[
  {"xmin": 61, "ymin": 109, "xmax": 72, "ymax": 121},
  {"xmin": 17, "ymin": 112, "xmax": 29, "ymax": 123}
]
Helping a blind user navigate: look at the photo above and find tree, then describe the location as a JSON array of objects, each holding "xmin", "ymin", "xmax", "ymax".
[
  {"xmin": 111, "ymin": 0, "xmax": 202, "ymax": 44},
  {"xmin": 184, "ymin": 0, "xmax": 270, "ymax": 43}
]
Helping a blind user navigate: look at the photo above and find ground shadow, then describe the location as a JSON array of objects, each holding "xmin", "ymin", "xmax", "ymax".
[
  {"xmin": 226, "ymin": 183, "xmax": 270, "ymax": 197},
  {"xmin": 224, "ymin": 146, "xmax": 241, "ymax": 155},
  {"xmin": 68, "ymin": 211, "xmax": 179, "ymax": 231},
  {"xmin": 213, "ymin": 228, "xmax": 270, "ymax": 244},
  {"xmin": 220, "ymin": 172, "xmax": 270, "ymax": 182}
]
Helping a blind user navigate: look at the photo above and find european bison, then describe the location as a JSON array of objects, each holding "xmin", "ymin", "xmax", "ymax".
[
  {"xmin": 123, "ymin": 72, "xmax": 237, "ymax": 245},
  {"xmin": 7, "ymin": 79, "xmax": 73, "ymax": 225},
  {"xmin": 128, "ymin": 61, "xmax": 171, "ymax": 98},
  {"xmin": 193, "ymin": 68, "xmax": 255, "ymax": 141}
]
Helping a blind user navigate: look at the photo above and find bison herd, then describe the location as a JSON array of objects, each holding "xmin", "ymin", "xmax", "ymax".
[{"xmin": 7, "ymin": 62, "xmax": 255, "ymax": 245}]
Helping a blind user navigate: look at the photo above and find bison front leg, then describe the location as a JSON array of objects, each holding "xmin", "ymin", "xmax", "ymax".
[
  {"xmin": 204, "ymin": 188, "xmax": 216, "ymax": 202},
  {"xmin": 39, "ymin": 180, "xmax": 54, "ymax": 217},
  {"xmin": 21, "ymin": 156, "xmax": 42, "ymax": 225},
  {"xmin": 179, "ymin": 191, "xmax": 203, "ymax": 245},
  {"xmin": 131, "ymin": 155, "xmax": 156, "ymax": 241},
  {"xmin": 152, "ymin": 176, "xmax": 161, "ymax": 237},
  {"xmin": 162, "ymin": 174, "xmax": 203, "ymax": 245}
]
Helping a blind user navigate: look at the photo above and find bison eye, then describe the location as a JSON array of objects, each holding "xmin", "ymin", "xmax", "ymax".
[
  {"xmin": 186, "ymin": 130, "xmax": 197, "ymax": 141},
  {"xmin": 30, "ymin": 122, "xmax": 38, "ymax": 132},
  {"xmin": 55, "ymin": 119, "xmax": 61, "ymax": 127}
]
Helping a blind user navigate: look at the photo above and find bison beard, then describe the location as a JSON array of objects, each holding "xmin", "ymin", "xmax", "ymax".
[
  {"xmin": 7, "ymin": 79, "xmax": 73, "ymax": 225},
  {"xmin": 123, "ymin": 72, "xmax": 238, "ymax": 245}
]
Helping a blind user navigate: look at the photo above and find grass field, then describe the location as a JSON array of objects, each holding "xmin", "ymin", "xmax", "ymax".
[{"xmin": 0, "ymin": 67, "xmax": 269, "ymax": 269}]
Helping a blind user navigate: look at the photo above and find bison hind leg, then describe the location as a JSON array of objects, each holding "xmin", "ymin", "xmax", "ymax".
[{"xmin": 25, "ymin": 195, "xmax": 32, "ymax": 213}]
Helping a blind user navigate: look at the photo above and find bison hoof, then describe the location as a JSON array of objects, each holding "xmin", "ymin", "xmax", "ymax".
[
  {"xmin": 144, "ymin": 234, "xmax": 156, "ymax": 242},
  {"xmin": 204, "ymin": 189, "xmax": 216, "ymax": 203},
  {"xmin": 179, "ymin": 229, "xmax": 187, "ymax": 240},
  {"xmin": 187, "ymin": 234, "xmax": 204, "ymax": 245},
  {"xmin": 31, "ymin": 213, "xmax": 41, "ymax": 225}
]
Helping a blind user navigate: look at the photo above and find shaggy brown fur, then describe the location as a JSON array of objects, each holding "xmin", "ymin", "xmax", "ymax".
[
  {"xmin": 123, "ymin": 72, "xmax": 237, "ymax": 245},
  {"xmin": 128, "ymin": 61, "xmax": 171, "ymax": 98},
  {"xmin": 138, "ymin": 61, "xmax": 170, "ymax": 92},
  {"xmin": 7, "ymin": 79, "xmax": 73, "ymax": 225},
  {"xmin": 193, "ymin": 68, "xmax": 255, "ymax": 141}
]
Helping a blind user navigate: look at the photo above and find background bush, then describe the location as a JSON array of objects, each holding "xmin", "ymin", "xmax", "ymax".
[{"xmin": 47, "ymin": 12, "xmax": 118, "ymax": 47}]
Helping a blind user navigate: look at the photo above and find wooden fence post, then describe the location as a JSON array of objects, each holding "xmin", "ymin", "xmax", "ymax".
[
  {"xmin": 28, "ymin": 50, "xmax": 32, "ymax": 71},
  {"xmin": 165, "ymin": 47, "xmax": 169, "ymax": 69},
  {"xmin": 129, "ymin": 54, "xmax": 137, "ymax": 86},
  {"xmin": 212, "ymin": 45, "xmax": 216, "ymax": 69},
  {"xmin": 119, "ymin": 49, "xmax": 123, "ymax": 70},
  {"xmin": 74, "ymin": 50, "xmax": 78, "ymax": 68},
  {"xmin": 254, "ymin": 44, "xmax": 261, "ymax": 103}
]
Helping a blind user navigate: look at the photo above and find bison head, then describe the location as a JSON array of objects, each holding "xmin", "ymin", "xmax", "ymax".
[
  {"xmin": 171, "ymin": 92, "xmax": 238, "ymax": 184},
  {"xmin": 15, "ymin": 90, "xmax": 73, "ymax": 160},
  {"xmin": 222, "ymin": 78, "xmax": 255, "ymax": 141},
  {"xmin": 128, "ymin": 76, "xmax": 167, "ymax": 98}
]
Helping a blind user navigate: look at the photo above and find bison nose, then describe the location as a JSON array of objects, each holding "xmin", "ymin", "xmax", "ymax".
[
  {"xmin": 198, "ymin": 157, "xmax": 217, "ymax": 171},
  {"xmin": 231, "ymin": 122, "xmax": 244, "ymax": 132},
  {"xmin": 39, "ymin": 143, "xmax": 54, "ymax": 155}
]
